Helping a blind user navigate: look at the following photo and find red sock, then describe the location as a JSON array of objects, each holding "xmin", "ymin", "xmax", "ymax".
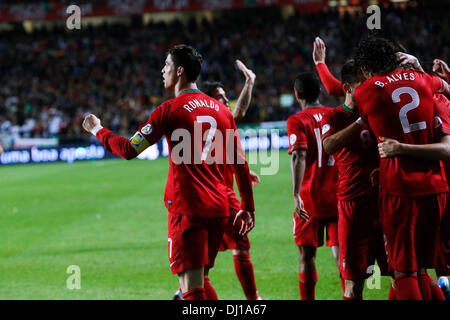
[
  {"xmin": 233, "ymin": 253, "xmax": 259, "ymax": 300},
  {"xmin": 203, "ymin": 276, "xmax": 218, "ymax": 300},
  {"xmin": 298, "ymin": 270, "xmax": 318, "ymax": 300},
  {"xmin": 388, "ymin": 284, "xmax": 397, "ymax": 300},
  {"xmin": 394, "ymin": 274, "xmax": 422, "ymax": 300},
  {"xmin": 417, "ymin": 273, "xmax": 432, "ymax": 300},
  {"xmin": 182, "ymin": 288, "xmax": 206, "ymax": 300},
  {"xmin": 343, "ymin": 295, "xmax": 362, "ymax": 300},
  {"xmin": 428, "ymin": 275, "xmax": 445, "ymax": 300},
  {"xmin": 339, "ymin": 274, "xmax": 346, "ymax": 293}
]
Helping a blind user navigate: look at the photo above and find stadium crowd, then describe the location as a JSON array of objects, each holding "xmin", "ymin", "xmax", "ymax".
[{"xmin": 0, "ymin": 3, "xmax": 449, "ymax": 146}]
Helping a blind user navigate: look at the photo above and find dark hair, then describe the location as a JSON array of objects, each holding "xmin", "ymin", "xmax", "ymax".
[
  {"xmin": 201, "ymin": 81, "xmax": 225, "ymax": 97},
  {"xmin": 294, "ymin": 72, "xmax": 321, "ymax": 103},
  {"xmin": 341, "ymin": 59, "xmax": 361, "ymax": 86},
  {"xmin": 167, "ymin": 44, "xmax": 203, "ymax": 82},
  {"xmin": 355, "ymin": 37, "xmax": 399, "ymax": 74}
]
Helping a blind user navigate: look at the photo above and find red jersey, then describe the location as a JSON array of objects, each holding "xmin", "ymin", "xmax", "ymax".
[
  {"xmin": 433, "ymin": 93, "xmax": 450, "ymax": 188},
  {"xmin": 287, "ymin": 104, "xmax": 338, "ymax": 217},
  {"xmin": 354, "ymin": 69, "xmax": 448, "ymax": 196},
  {"xmin": 322, "ymin": 104, "xmax": 379, "ymax": 200},
  {"xmin": 97, "ymin": 89, "xmax": 254, "ymax": 218}
]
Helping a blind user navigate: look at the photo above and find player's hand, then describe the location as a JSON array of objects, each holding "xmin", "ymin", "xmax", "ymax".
[
  {"xmin": 82, "ymin": 114, "xmax": 102, "ymax": 135},
  {"xmin": 433, "ymin": 59, "xmax": 450, "ymax": 79},
  {"xmin": 378, "ymin": 137, "xmax": 400, "ymax": 158},
  {"xmin": 312, "ymin": 37, "xmax": 326, "ymax": 65},
  {"xmin": 396, "ymin": 52, "xmax": 421, "ymax": 70},
  {"xmin": 233, "ymin": 210, "xmax": 255, "ymax": 236},
  {"xmin": 249, "ymin": 170, "xmax": 261, "ymax": 187},
  {"xmin": 294, "ymin": 194, "xmax": 309, "ymax": 222},
  {"xmin": 370, "ymin": 168, "xmax": 380, "ymax": 188},
  {"xmin": 236, "ymin": 59, "xmax": 256, "ymax": 84}
]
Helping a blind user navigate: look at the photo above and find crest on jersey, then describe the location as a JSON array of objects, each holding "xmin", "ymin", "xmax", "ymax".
[
  {"xmin": 434, "ymin": 116, "xmax": 442, "ymax": 128},
  {"xmin": 130, "ymin": 132, "xmax": 144, "ymax": 148},
  {"xmin": 290, "ymin": 134, "xmax": 297, "ymax": 145},
  {"xmin": 141, "ymin": 124, "xmax": 153, "ymax": 135},
  {"xmin": 322, "ymin": 124, "xmax": 330, "ymax": 135}
]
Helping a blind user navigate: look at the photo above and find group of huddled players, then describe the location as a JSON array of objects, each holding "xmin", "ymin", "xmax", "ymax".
[
  {"xmin": 287, "ymin": 36, "xmax": 450, "ymax": 300},
  {"xmin": 82, "ymin": 35, "xmax": 450, "ymax": 300}
]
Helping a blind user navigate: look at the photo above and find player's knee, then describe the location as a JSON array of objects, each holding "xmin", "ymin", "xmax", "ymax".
[{"xmin": 298, "ymin": 246, "xmax": 316, "ymax": 263}]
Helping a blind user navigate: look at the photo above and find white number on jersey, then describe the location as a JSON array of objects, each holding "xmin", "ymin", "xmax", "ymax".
[
  {"xmin": 392, "ymin": 87, "xmax": 426, "ymax": 134},
  {"xmin": 196, "ymin": 116, "xmax": 217, "ymax": 161},
  {"xmin": 314, "ymin": 127, "xmax": 334, "ymax": 168}
]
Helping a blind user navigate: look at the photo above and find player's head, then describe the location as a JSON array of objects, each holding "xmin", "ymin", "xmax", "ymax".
[
  {"xmin": 293, "ymin": 72, "xmax": 321, "ymax": 108},
  {"xmin": 341, "ymin": 59, "xmax": 362, "ymax": 97},
  {"xmin": 162, "ymin": 44, "xmax": 203, "ymax": 90},
  {"xmin": 201, "ymin": 81, "xmax": 229, "ymax": 107},
  {"xmin": 355, "ymin": 37, "xmax": 399, "ymax": 79}
]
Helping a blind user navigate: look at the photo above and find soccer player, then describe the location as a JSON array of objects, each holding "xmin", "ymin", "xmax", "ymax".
[
  {"xmin": 82, "ymin": 44, "xmax": 255, "ymax": 300},
  {"xmin": 287, "ymin": 72, "xmax": 339, "ymax": 300},
  {"xmin": 172, "ymin": 59, "xmax": 262, "ymax": 300},
  {"xmin": 353, "ymin": 37, "xmax": 450, "ymax": 300},
  {"xmin": 321, "ymin": 60, "xmax": 385, "ymax": 300}
]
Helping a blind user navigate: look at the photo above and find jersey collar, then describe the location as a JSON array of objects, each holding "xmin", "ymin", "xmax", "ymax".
[
  {"xmin": 341, "ymin": 103, "xmax": 355, "ymax": 114},
  {"xmin": 179, "ymin": 89, "xmax": 201, "ymax": 95},
  {"xmin": 305, "ymin": 102, "xmax": 322, "ymax": 109}
]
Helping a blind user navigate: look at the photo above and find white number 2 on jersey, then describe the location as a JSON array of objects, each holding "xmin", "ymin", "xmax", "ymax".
[
  {"xmin": 196, "ymin": 116, "xmax": 217, "ymax": 161},
  {"xmin": 314, "ymin": 128, "xmax": 334, "ymax": 168},
  {"xmin": 392, "ymin": 87, "xmax": 426, "ymax": 134}
]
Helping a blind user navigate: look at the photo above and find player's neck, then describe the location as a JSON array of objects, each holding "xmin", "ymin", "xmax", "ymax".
[
  {"xmin": 174, "ymin": 81, "xmax": 198, "ymax": 97},
  {"xmin": 302, "ymin": 100, "xmax": 321, "ymax": 109}
]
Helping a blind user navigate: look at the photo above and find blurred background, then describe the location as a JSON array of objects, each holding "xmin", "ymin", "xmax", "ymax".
[{"xmin": 0, "ymin": 0, "xmax": 449, "ymax": 164}]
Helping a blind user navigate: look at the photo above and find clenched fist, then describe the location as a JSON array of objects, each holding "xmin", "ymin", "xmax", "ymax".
[{"xmin": 82, "ymin": 114, "xmax": 103, "ymax": 135}]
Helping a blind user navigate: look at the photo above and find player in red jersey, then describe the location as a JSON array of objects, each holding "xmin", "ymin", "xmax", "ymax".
[
  {"xmin": 321, "ymin": 60, "xmax": 387, "ymax": 300},
  {"xmin": 82, "ymin": 45, "xmax": 255, "ymax": 300},
  {"xmin": 287, "ymin": 72, "xmax": 339, "ymax": 300},
  {"xmin": 172, "ymin": 59, "xmax": 262, "ymax": 300},
  {"xmin": 354, "ymin": 37, "xmax": 450, "ymax": 300}
]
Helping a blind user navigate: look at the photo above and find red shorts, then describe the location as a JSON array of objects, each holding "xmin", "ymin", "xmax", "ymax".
[
  {"xmin": 379, "ymin": 193, "xmax": 447, "ymax": 272},
  {"xmin": 293, "ymin": 212, "xmax": 338, "ymax": 247},
  {"xmin": 436, "ymin": 207, "xmax": 450, "ymax": 276},
  {"xmin": 167, "ymin": 211, "xmax": 228, "ymax": 275},
  {"xmin": 219, "ymin": 205, "xmax": 251, "ymax": 251}
]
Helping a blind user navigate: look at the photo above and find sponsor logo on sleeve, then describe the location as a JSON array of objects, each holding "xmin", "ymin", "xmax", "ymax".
[
  {"xmin": 130, "ymin": 132, "xmax": 144, "ymax": 148},
  {"xmin": 290, "ymin": 134, "xmax": 297, "ymax": 145},
  {"xmin": 141, "ymin": 124, "xmax": 153, "ymax": 135},
  {"xmin": 322, "ymin": 124, "xmax": 330, "ymax": 135}
]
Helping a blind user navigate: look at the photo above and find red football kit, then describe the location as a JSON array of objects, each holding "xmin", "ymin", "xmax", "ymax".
[
  {"xmin": 95, "ymin": 89, "xmax": 254, "ymax": 274},
  {"xmin": 287, "ymin": 104, "xmax": 338, "ymax": 247},
  {"xmin": 355, "ymin": 69, "xmax": 448, "ymax": 272},
  {"xmin": 433, "ymin": 92, "xmax": 450, "ymax": 276},
  {"xmin": 322, "ymin": 104, "xmax": 388, "ymax": 279}
]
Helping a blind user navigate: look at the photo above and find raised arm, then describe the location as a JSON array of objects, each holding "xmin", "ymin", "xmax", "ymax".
[
  {"xmin": 233, "ymin": 59, "xmax": 256, "ymax": 122},
  {"xmin": 433, "ymin": 58, "xmax": 450, "ymax": 82},
  {"xmin": 313, "ymin": 37, "xmax": 345, "ymax": 97}
]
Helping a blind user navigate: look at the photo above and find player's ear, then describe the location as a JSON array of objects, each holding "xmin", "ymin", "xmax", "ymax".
[
  {"xmin": 294, "ymin": 89, "xmax": 301, "ymax": 101},
  {"xmin": 343, "ymin": 83, "xmax": 352, "ymax": 94},
  {"xmin": 177, "ymin": 66, "xmax": 184, "ymax": 77}
]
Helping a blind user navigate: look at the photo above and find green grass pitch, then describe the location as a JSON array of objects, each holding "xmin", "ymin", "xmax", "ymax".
[{"xmin": 0, "ymin": 151, "xmax": 419, "ymax": 299}]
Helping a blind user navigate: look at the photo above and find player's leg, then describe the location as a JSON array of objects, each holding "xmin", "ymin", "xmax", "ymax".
[
  {"xmin": 232, "ymin": 249, "xmax": 261, "ymax": 300},
  {"xmin": 224, "ymin": 206, "xmax": 261, "ymax": 300},
  {"xmin": 298, "ymin": 245, "xmax": 318, "ymax": 300},
  {"xmin": 293, "ymin": 212, "xmax": 320, "ymax": 300},
  {"xmin": 178, "ymin": 268, "xmax": 206, "ymax": 300},
  {"xmin": 203, "ymin": 267, "xmax": 218, "ymax": 300},
  {"xmin": 379, "ymin": 195, "xmax": 422, "ymax": 300}
]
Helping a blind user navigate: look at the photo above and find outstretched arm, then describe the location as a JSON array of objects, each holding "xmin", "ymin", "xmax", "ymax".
[
  {"xmin": 433, "ymin": 58, "xmax": 450, "ymax": 82},
  {"xmin": 378, "ymin": 135, "xmax": 450, "ymax": 160},
  {"xmin": 83, "ymin": 114, "xmax": 139, "ymax": 160},
  {"xmin": 233, "ymin": 59, "xmax": 256, "ymax": 122},
  {"xmin": 313, "ymin": 37, "xmax": 345, "ymax": 97}
]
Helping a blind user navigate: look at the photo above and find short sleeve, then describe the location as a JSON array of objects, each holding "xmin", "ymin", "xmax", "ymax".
[
  {"xmin": 430, "ymin": 74, "xmax": 444, "ymax": 93},
  {"xmin": 321, "ymin": 109, "xmax": 338, "ymax": 141},
  {"xmin": 287, "ymin": 116, "xmax": 308, "ymax": 154},
  {"xmin": 433, "ymin": 94, "xmax": 450, "ymax": 138}
]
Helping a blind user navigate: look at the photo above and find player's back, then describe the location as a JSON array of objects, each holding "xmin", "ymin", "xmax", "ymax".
[
  {"xmin": 355, "ymin": 69, "xmax": 448, "ymax": 196},
  {"xmin": 287, "ymin": 105, "xmax": 338, "ymax": 217},
  {"xmin": 163, "ymin": 90, "xmax": 239, "ymax": 218}
]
